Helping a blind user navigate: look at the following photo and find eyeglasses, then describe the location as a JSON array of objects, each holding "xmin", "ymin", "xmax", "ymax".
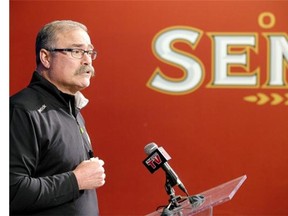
[{"xmin": 47, "ymin": 48, "xmax": 97, "ymax": 60}]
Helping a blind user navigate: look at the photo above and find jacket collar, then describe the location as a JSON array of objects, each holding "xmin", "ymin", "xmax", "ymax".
[{"xmin": 29, "ymin": 71, "xmax": 89, "ymax": 109}]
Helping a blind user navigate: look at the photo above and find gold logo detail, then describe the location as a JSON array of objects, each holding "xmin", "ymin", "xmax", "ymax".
[{"xmin": 244, "ymin": 93, "xmax": 288, "ymax": 105}]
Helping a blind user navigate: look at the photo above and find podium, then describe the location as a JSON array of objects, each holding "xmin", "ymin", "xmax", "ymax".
[{"xmin": 146, "ymin": 175, "xmax": 247, "ymax": 216}]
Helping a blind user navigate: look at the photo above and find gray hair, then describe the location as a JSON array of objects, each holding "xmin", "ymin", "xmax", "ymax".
[{"xmin": 35, "ymin": 20, "xmax": 88, "ymax": 65}]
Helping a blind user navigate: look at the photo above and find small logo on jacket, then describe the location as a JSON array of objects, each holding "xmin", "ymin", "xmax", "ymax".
[{"xmin": 38, "ymin": 104, "xmax": 47, "ymax": 113}]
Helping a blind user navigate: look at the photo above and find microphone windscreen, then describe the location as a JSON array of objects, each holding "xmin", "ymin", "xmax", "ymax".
[{"xmin": 144, "ymin": 142, "xmax": 158, "ymax": 155}]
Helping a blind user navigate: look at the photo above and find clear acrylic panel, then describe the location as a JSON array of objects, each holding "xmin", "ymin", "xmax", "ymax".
[{"xmin": 146, "ymin": 175, "xmax": 247, "ymax": 216}]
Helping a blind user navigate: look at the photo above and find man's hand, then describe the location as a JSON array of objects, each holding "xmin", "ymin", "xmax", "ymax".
[{"xmin": 73, "ymin": 157, "xmax": 106, "ymax": 190}]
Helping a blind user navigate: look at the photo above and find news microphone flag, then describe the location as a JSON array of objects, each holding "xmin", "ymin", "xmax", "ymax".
[{"xmin": 143, "ymin": 146, "xmax": 171, "ymax": 173}]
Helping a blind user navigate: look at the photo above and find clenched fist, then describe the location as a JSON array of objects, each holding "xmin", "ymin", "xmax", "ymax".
[{"xmin": 73, "ymin": 157, "xmax": 106, "ymax": 190}]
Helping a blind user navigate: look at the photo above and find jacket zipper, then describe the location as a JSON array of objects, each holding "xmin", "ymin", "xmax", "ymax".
[{"xmin": 69, "ymin": 100, "xmax": 91, "ymax": 160}]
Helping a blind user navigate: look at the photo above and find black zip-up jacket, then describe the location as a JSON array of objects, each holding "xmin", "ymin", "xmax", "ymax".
[{"xmin": 10, "ymin": 71, "xmax": 99, "ymax": 215}]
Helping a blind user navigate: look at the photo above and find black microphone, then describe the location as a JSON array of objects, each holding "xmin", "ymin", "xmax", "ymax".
[{"xmin": 143, "ymin": 142, "xmax": 188, "ymax": 195}]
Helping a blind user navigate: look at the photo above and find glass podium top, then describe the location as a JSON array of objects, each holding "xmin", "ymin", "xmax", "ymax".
[{"xmin": 146, "ymin": 175, "xmax": 247, "ymax": 216}]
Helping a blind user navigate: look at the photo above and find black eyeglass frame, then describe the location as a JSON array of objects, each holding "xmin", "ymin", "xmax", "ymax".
[{"xmin": 46, "ymin": 48, "xmax": 97, "ymax": 60}]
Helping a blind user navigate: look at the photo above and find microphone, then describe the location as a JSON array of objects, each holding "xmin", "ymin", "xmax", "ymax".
[{"xmin": 143, "ymin": 142, "xmax": 188, "ymax": 195}]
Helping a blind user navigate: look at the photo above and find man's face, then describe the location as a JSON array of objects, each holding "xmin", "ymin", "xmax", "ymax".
[{"xmin": 47, "ymin": 28, "xmax": 95, "ymax": 94}]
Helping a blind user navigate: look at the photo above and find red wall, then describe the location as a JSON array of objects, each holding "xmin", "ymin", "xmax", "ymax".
[{"xmin": 10, "ymin": 1, "xmax": 288, "ymax": 215}]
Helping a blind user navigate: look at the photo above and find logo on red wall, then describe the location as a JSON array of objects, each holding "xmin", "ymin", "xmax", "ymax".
[{"xmin": 147, "ymin": 12, "xmax": 288, "ymax": 106}]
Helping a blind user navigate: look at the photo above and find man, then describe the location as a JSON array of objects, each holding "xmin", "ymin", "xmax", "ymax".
[{"xmin": 10, "ymin": 20, "xmax": 106, "ymax": 215}]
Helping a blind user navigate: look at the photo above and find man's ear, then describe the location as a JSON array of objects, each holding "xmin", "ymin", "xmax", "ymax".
[{"xmin": 39, "ymin": 49, "xmax": 51, "ymax": 68}]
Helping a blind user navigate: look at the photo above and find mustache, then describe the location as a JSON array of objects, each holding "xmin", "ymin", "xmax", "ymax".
[{"xmin": 75, "ymin": 65, "xmax": 95, "ymax": 77}]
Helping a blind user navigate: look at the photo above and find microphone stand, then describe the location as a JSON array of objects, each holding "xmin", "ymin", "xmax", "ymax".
[
  {"xmin": 160, "ymin": 174, "xmax": 183, "ymax": 216},
  {"xmin": 160, "ymin": 174, "xmax": 205, "ymax": 216}
]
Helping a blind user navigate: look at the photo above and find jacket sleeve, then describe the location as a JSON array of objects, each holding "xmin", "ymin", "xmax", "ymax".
[{"xmin": 10, "ymin": 106, "xmax": 80, "ymax": 213}]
